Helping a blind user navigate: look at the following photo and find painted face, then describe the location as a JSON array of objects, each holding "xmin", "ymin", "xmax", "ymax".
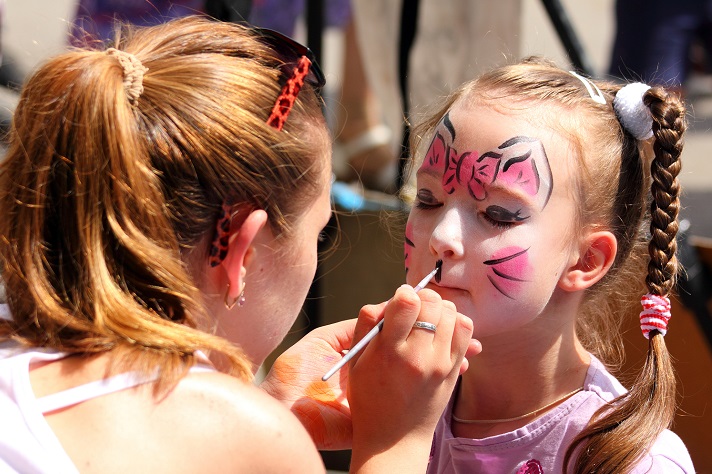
[{"xmin": 405, "ymin": 101, "xmax": 579, "ymax": 337}]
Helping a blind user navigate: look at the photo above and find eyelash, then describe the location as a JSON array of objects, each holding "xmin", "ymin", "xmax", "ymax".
[
  {"xmin": 482, "ymin": 213, "xmax": 516, "ymax": 229},
  {"xmin": 318, "ymin": 231, "xmax": 328, "ymax": 242},
  {"xmin": 415, "ymin": 201, "xmax": 442, "ymax": 210},
  {"xmin": 414, "ymin": 190, "xmax": 442, "ymax": 210}
]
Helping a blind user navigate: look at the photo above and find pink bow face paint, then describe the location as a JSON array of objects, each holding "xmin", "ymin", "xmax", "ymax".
[
  {"xmin": 421, "ymin": 113, "xmax": 553, "ymax": 210},
  {"xmin": 405, "ymin": 102, "xmax": 579, "ymax": 337}
]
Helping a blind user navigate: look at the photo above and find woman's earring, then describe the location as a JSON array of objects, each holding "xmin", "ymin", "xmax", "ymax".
[{"xmin": 225, "ymin": 281, "xmax": 246, "ymax": 310}]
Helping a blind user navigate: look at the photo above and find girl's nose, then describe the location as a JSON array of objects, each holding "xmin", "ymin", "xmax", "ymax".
[{"xmin": 429, "ymin": 208, "xmax": 465, "ymax": 259}]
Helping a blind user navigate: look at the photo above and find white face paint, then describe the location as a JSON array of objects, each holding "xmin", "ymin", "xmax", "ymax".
[{"xmin": 406, "ymin": 101, "xmax": 580, "ymax": 338}]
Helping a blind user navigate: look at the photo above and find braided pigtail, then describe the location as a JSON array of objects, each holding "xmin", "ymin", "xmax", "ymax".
[
  {"xmin": 644, "ymin": 87, "xmax": 684, "ymax": 297},
  {"xmin": 565, "ymin": 86, "xmax": 685, "ymax": 473}
]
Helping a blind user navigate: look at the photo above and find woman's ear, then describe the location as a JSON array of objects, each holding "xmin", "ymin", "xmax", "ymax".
[
  {"xmin": 559, "ymin": 231, "xmax": 617, "ymax": 292},
  {"xmin": 222, "ymin": 209, "xmax": 268, "ymax": 301}
]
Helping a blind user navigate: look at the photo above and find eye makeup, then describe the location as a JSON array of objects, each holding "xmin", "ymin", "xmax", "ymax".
[{"xmin": 485, "ymin": 205, "xmax": 529, "ymax": 223}]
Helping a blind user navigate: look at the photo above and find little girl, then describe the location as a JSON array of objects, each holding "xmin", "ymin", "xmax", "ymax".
[{"xmin": 403, "ymin": 58, "xmax": 695, "ymax": 473}]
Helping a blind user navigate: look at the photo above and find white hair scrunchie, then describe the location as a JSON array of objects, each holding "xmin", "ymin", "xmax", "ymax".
[{"xmin": 613, "ymin": 82, "xmax": 653, "ymax": 140}]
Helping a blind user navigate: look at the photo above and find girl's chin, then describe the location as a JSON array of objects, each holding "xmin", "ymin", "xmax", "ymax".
[{"xmin": 432, "ymin": 288, "xmax": 479, "ymax": 318}]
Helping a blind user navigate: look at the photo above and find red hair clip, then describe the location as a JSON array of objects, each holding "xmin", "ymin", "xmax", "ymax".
[
  {"xmin": 209, "ymin": 203, "xmax": 234, "ymax": 267},
  {"xmin": 266, "ymin": 56, "xmax": 312, "ymax": 131}
]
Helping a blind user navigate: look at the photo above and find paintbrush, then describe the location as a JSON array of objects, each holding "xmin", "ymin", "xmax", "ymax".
[{"xmin": 321, "ymin": 260, "xmax": 442, "ymax": 381}]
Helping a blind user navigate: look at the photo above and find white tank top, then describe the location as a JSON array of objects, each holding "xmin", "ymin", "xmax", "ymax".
[{"xmin": 0, "ymin": 305, "xmax": 215, "ymax": 473}]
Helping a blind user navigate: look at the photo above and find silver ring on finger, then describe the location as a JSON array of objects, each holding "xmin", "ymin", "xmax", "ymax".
[{"xmin": 412, "ymin": 321, "xmax": 437, "ymax": 333}]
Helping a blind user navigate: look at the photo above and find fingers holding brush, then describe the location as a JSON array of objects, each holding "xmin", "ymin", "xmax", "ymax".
[
  {"xmin": 347, "ymin": 285, "xmax": 477, "ymax": 471},
  {"xmin": 322, "ymin": 265, "xmax": 441, "ymax": 382}
]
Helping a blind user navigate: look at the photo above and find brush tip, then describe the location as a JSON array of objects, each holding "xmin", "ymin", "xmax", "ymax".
[{"xmin": 435, "ymin": 260, "xmax": 443, "ymax": 283}]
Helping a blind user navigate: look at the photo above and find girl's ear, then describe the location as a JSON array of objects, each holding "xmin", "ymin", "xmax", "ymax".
[
  {"xmin": 559, "ymin": 231, "xmax": 617, "ymax": 292},
  {"xmin": 221, "ymin": 209, "xmax": 268, "ymax": 301}
]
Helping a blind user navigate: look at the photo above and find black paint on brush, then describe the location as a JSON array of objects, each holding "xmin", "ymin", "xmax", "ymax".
[{"xmin": 435, "ymin": 260, "xmax": 443, "ymax": 283}]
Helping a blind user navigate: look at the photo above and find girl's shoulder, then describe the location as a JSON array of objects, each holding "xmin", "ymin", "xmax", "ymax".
[
  {"xmin": 584, "ymin": 357, "xmax": 694, "ymax": 473},
  {"xmin": 583, "ymin": 354, "xmax": 627, "ymax": 401},
  {"xmin": 624, "ymin": 429, "xmax": 695, "ymax": 474}
]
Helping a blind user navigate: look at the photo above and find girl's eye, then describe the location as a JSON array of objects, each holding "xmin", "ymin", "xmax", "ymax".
[
  {"xmin": 415, "ymin": 189, "xmax": 442, "ymax": 210},
  {"xmin": 318, "ymin": 231, "xmax": 328, "ymax": 242},
  {"xmin": 483, "ymin": 205, "xmax": 529, "ymax": 229}
]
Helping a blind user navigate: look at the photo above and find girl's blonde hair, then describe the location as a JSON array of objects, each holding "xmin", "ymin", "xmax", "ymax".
[
  {"xmin": 0, "ymin": 17, "xmax": 328, "ymax": 389},
  {"xmin": 408, "ymin": 57, "xmax": 686, "ymax": 474}
]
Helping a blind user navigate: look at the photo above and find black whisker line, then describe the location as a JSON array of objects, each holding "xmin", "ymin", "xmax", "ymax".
[
  {"xmin": 487, "ymin": 275, "xmax": 515, "ymax": 299},
  {"xmin": 492, "ymin": 268, "xmax": 529, "ymax": 282},
  {"xmin": 483, "ymin": 247, "xmax": 529, "ymax": 266}
]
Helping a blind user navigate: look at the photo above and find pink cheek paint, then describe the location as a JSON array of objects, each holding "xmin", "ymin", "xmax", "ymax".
[{"xmin": 483, "ymin": 246, "xmax": 531, "ymax": 299}]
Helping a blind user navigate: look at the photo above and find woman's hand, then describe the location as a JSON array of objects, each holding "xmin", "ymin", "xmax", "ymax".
[
  {"xmin": 260, "ymin": 318, "xmax": 357, "ymax": 451},
  {"xmin": 347, "ymin": 286, "xmax": 479, "ymax": 473},
  {"xmin": 261, "ymin": 286, "xmax": 480, "ymax": 465}
]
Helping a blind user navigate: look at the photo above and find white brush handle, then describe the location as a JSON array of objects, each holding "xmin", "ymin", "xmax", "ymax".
[{"xmin": 321, "ymin": 266, "xmax": 439, "ymax": 381}]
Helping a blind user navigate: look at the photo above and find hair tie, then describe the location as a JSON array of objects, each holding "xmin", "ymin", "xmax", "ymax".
[
  {"xmin": 639, "ymin": 293, "xmax": 671, "ymax": 339},
  {"xmin": 106, "ymin": 48, "xmax": 148, "ymax": 105},
  {"xmin": 613, "ymin": 82, "xmax": 653, "ymax": 140}
]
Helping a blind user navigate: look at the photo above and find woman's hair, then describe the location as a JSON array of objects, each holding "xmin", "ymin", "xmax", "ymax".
[
  {"xmin": 407, "ymin": 57, "xmax": 685, "ymax": 474},
  {"xmin": 0, "ymin": 17, "xmax": 328, "ymax": 387}
]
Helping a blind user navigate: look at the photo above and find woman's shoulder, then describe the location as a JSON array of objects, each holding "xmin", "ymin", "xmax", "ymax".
[
  {"xmin": 22, "ymin": 352, "xmax": 324, "ymax": 473},
  {"xmin": 157, "ymin": 370, "xmax": 325, "ymax": 472}
]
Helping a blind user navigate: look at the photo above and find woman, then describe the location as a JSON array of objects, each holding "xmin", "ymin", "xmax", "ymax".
[{"xmin": 0, "ymin": 17, "xmax": 476, "ymax": 472}]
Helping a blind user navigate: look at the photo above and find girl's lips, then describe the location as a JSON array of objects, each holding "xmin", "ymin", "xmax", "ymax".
[{"xmin": 430, "ymin": 281, "xmax": 465, "ymax": 295}]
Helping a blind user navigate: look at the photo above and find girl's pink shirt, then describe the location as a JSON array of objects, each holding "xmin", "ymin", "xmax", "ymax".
[{"xmin": 426, "ymin": 355, "xmax": 694, "ymax": 474}]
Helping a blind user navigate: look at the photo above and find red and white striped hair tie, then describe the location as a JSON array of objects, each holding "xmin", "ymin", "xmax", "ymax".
[{"xmin": 639, "ymin": 293, "xmax": 671, "ymax": 339}]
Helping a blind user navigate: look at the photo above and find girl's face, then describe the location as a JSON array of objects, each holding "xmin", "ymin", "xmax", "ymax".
[{"xmin": 406, "ymin": 101, "xmax": 581, "ymax": 338}]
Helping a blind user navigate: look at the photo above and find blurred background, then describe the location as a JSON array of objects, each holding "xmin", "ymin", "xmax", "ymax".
[
  {"xmin": 4, "ymin": 0, "xmax": 712, "ymax": 221},
  {"xmin": 2, "ymin": 1, "xmax": 710, "ymax": 472}
]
